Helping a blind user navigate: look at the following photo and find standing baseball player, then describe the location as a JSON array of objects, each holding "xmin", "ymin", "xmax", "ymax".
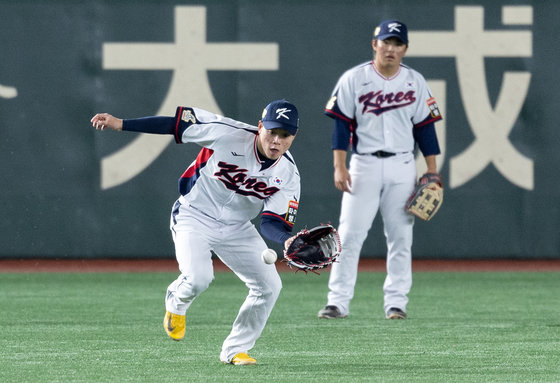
[
  {"xmin": 91, "ymin": 99, "xmax": 301, "ymax": 365},
  {"xmin": 317, "ymin": 20, "xmax": 442, "ymax": 320}
]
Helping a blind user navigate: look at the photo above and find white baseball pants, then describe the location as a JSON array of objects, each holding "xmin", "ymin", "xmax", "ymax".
[
  {"xmin": 165, "ymin": 197, "xmax": 282, "ymax": 363},
  {"xmin": 326, "ymin": 152, "xmax": 416, "ymax": 316}
]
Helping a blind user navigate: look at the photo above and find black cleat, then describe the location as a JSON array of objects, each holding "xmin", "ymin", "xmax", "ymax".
[
  {"xmin": 386, "ymin": 307, "xmax": 407, "ymax": 319},
  {"xmin": 318, "ymin": 305, "xmax": 348, "ymax": 319}
]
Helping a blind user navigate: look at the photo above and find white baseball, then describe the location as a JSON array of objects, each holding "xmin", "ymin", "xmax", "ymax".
[{"xmin": 261, "ymin": 248, "xmax": 277, "ymax": 264}]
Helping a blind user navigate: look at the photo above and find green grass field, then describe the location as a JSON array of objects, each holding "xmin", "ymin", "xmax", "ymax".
[{"xmin": 1, "ymin": 271, "xmax": 558, "ymax": 382}]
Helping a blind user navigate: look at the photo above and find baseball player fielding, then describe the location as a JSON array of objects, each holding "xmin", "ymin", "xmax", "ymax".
[
  {"xmin": 261, "ymin": 249, "xmax": 277, "ymax": 264},
  {"xmin": 91, "ymin": 99, "xmax": 301, "ymax": 365}
]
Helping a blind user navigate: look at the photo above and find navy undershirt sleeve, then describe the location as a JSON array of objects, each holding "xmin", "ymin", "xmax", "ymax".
[
  {"xmin": 122, "ymin": 116, "xmax": 175, "ymax": 135},
  {"xmin": 413, "ymin": 122, "xmax": 441, "ymax": 156},
  {"xmin": 260, "ymin": 215, "xmax": 293, "ymax": 244},
  {"xmin": 331, "ymin": 118, "xmax": 351, "ymax": 151}
]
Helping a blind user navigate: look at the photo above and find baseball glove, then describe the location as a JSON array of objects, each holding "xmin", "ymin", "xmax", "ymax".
[
  {"xmin": 283, "ymin": 224, "xmax": 341, "ymax": 273},
  {"xmin": 405, "ymin": 173, "xmax": 444, "ymax": 221}
]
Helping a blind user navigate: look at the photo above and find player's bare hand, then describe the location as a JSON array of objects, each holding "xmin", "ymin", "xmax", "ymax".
[
  {"xmin": 90, "ymin": 113, "xmax": 123, "ymax": 131},
  {"xmin": 334, "ymin": 166, "xmax": 352, "ymax": 193}
]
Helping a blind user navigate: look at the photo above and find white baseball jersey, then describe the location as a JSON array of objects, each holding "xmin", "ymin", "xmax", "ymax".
[
  {"xmin": 322, "ymin": 60, "xmax": 442, "ymax": 317},
  {"xmin": 173, "ymin": 106, "xmax": 300, "ymax": 226},
  {"xmin": 325, "ymin": 61, "xmax": 442, "ymax": 154}
]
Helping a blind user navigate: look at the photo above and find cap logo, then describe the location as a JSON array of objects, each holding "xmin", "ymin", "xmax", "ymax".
[
  {"xmin": 275, "ymin": 107, "xmax": 291, "ymax": 120},
  {"xmin": 387, "ymin": 22, "xmax": 401, "ymax": 32}
]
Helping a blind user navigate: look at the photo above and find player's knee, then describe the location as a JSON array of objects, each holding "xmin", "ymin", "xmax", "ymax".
[
  {"xmin": 191, "ymin": 274, "xmax": 213, "ymax": 295},
  {"xmin": 250, "ymin": 272, "xmax": 282, "ymax": 301},
  {"xmin": 339, "ymin": 229, "xmax": 368, "ymax": 247},
  {"xmin": 339, "ymin": 233, "xmax": 366, "ymax": 254},
  {"xmin": 176, "ymin": 272, "xmax": 214, "ymax": 297},
  {"xmin": 264, "ymin": 272, "xmax": 282, "ymax": 300}
]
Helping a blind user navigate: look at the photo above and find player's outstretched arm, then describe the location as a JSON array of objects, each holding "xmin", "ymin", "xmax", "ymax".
[{"xmin": 91, "ymin": 113, "xmax": 123, "ymax": 131}]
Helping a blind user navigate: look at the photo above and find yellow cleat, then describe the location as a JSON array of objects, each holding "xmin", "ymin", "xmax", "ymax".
[
  {"xmin": 163, "ymin": 311, "xmax": 185, "ymax": 341},
  {"xmin": 229, "ymin": 352, "xmax": 257, "ymax": 365}
]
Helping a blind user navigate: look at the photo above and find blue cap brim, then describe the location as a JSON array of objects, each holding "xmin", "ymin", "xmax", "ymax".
[
  {"xmin": 262, "ymin": 121, "xmax": 298, "ymax": 135},
  {"xmin": 376, "ymin": 33, "xmax": 408, "ymax": 44}
]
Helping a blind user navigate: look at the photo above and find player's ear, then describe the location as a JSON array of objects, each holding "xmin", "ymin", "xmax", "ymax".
[
  {"xmin": 372, "ymin": 39, "xmax": 378, "ymax": 52},
  {"xmin": 257, "ymin": 121, "xmax": 263, "ymax": 134}
]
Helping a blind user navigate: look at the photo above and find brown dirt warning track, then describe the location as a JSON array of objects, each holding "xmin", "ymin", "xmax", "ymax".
[{"xmin": 1, "ymin": 258, "xmax": 559, "ymax": 273}]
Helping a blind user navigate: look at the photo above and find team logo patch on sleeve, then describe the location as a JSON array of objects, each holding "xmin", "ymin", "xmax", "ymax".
[
  {"xmin": 326, "ymin": 96, "xmax": 337, "ymax": 111},
  {"xmin": 181, "ymin": 109, "xmax": 197, "ymax": 124},
  {"xmin": 426, "ymin": 97, "xmax": 441, "ymax": 118},
  {"xmin": 285, "ymin": 200, "xmax": 299, "ymax": 225}
]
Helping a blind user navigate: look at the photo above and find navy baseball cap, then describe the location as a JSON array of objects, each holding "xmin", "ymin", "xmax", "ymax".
[
  {"xmin": 261, "ymin": 99, "xmax": 299, "ymax": 135},
  {"xmin": 374, "ymin": 19, "xmax": 408, "ymax": 44}
]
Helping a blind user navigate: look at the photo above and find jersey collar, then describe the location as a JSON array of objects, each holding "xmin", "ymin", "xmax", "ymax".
[{"xmin": 371, "ymin": 60, "xmax": 401, "ymax": 80}]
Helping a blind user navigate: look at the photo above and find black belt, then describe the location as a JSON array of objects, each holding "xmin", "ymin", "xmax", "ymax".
[{"xmin": 369, "ymin": 151, "xmax": 396, "ymax": 158}]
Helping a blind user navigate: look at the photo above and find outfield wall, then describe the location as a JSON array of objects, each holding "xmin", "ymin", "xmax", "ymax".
[{"xmin": 1, "ymin": 1, "xmax": 558, "ymax": 259}]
